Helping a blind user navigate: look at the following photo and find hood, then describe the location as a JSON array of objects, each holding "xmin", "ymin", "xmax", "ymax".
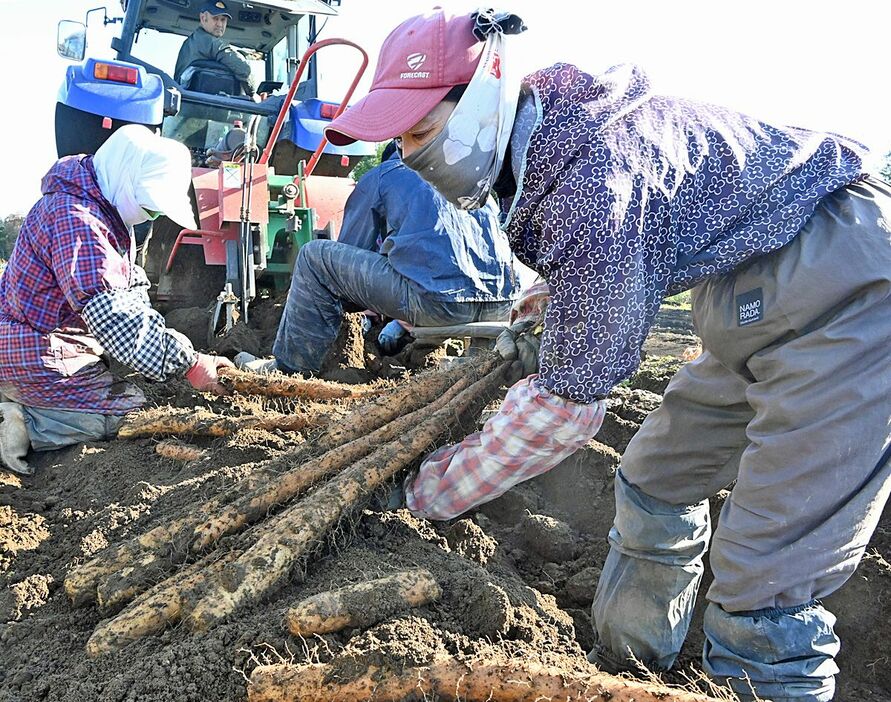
[
  {"xmin": 520, "ymin": 63, "xmax": 652, "ymax": 208},
  {"xmin": 92, "ymin": 125, "xmax": 197, "ymax": 230},
  {"xmin": 41, "ymin": 155, "xmax": 107, "ymax": 205}
]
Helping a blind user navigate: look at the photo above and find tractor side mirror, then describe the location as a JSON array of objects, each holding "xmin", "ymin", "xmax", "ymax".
[{"xmin": 57, "ymin": 20, "xmax": 87, "ymax": 61}]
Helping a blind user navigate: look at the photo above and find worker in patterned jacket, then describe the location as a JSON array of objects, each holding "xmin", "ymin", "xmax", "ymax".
[
  {"xmin": 0, "ymin": 125, "xmax": 233, "ymax": 477},
  {"xmin": 324, "ymin": 8, "xmax": 891, "ymax": 702}
]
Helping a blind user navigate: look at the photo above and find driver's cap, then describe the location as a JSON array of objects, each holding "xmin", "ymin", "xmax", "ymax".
[{"xmin": 199, "ymin": 1, "xmax": 232, "ymax": 18}]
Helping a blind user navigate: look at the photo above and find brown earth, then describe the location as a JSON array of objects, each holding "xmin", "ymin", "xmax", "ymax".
[{"xmin": 1, "ymin": 310, "xmax": 889, "ymax": 701}]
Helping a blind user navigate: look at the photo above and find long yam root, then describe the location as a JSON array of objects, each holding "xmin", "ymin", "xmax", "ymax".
[
  {"xmin": 86, "ymin": 550, "xmax": 239, "ymax": 657},
  {"xmin": 189, "ymin": 373, "xmax": 474, "ymax": 552},
  {"xmin": 247, "ymin": 656, "xmax": 723, "ymax": 702},
  {"xmin": 286, "ymin": 568, "xmax": 441, "ymax": 636},
  {"xmin": 186, "ymin": 362, "xmax": 508, "ymax": 631},
  {"xmin": 316, "ymin": 363, "xmax": 474, "ymax": 449},
  {"xmin": 219, "ymin": 366, "xmax": 379, "ymax": 400},
  {"xmin": 96, "ymin": 550, "xmax": 168, "ymax": 612},
  {"xmin": 64, "ymin": 520, "xmax": 178, "ymax": 606},
  {"xmin": 119, "ymin": 406, "xmax": 318, "ymax": 439},
  {"xmin": 155, "ymin": 439, "xmax": 207, "ymax": 462}
]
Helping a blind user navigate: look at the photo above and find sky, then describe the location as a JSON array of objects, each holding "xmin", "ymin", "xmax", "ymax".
[{"xmin": 0, "ymin": 0, "xmax": 889, "ymax": 216}]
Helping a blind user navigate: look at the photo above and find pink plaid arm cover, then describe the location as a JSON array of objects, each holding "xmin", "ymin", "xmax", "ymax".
[{"xmin": 405, "ymin": 375, "xmax": 605, "ymax": 520}]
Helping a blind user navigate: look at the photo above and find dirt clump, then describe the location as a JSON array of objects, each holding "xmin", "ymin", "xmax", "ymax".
[
  {"xmin": 445, "ymin": 518, "xmax": 498, "ymax": 566},
  {"xmin": 164, "ymin": 306, "xmax": 212, "ymax": 350},
  {"xmin": 522, "ymin": 513, "xmax": 578, "ymax": 563},
  {"xmin": 319, "ymin": 312, "xmax": 377, "ymax": 384},
  {"xmin": 210, "ymin": 322, "xmax": 263, "ymax": 358}
]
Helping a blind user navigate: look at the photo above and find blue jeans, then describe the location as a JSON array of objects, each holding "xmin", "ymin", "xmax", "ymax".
[{"xmin": 272, "ymin": 239, "xmax": 513, "ymax": 373}]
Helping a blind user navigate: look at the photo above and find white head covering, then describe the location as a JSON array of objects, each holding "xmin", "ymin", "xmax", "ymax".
[{"xmin": 92, "ymin": 125, "xmax": 198, "ymax": 230}]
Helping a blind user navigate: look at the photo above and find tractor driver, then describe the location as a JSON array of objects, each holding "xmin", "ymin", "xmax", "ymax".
[
  {"xmin": 0, "ymin": 125, "xmax": 233, "ymax": 477},
  {"xmin": 174, "ymin": 1, "xmax": 260, "ymax": 100}
]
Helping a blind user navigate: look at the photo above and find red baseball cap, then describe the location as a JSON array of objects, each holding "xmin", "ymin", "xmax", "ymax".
[{"xmin": 325, "ymin": 9, "xmax": 483, "ymax": 146}]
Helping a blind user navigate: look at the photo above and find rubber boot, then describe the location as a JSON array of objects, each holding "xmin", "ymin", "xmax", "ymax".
[
  {"xmin": 0, "ymin": 402, "xmax": 33, "ymax": 476},
  {"xmin": 234, "ymin": 352, "xmax": 279, "ymax": 375}
]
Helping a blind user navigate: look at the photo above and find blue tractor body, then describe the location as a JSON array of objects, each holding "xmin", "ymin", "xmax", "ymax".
[
  {"xmin": 59, "ymin": 57, "xmax": 165, "ymax": 124},
  {"xmin": 54, "ymin": 0, "xmax": 373, "ymax": 175}
]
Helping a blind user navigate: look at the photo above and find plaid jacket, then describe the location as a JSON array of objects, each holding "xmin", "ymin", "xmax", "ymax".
[
  {"xmin": 0, "ymin": 156, "xmax": 195, "ymax": 414},
  {"xmin": 405, "ymin": 375, "xmax": 605, "ymax": 520}
]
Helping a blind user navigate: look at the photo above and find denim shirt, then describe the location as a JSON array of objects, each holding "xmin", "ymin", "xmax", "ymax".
[{"xmin": 338, "ymin": 154, "xmax": 518, "ymax": 303}]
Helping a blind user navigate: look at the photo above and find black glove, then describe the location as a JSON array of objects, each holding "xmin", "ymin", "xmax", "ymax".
[
  {"xmin": 472, "ymin": 9, "xmax": 528, "ymax": 39},
  {"xmin": 495, "ymin": 320, "xmax": 540, "ymax": 382}
]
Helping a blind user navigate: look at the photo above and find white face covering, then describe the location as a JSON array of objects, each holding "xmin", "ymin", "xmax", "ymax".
[
  {"xmin": 402, "ymin": 29, "xmax": 519, "ymax": 210},
  {"xmin": 92, "ymin": 125, "xmax": 197, "ymax": 230}
]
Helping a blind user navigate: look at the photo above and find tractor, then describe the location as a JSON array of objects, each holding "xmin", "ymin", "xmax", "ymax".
[{"xmin": 54, "ymin": 0, "xmax": 373, "ymax": 342}]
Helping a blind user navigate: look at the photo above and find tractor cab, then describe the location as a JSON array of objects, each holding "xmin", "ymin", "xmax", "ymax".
[{"xmin": 55, "ymin": 0, "xmax": 372, "ymax": 176}]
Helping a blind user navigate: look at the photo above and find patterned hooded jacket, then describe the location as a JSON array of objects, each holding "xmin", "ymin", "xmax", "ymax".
[
  {"xmin": 503, "ymin": 63, "xmax": 864, "ymax": 403},
  {"xmin": 0, "ymin": 156, "xmax": 195, "ymax": 414}
]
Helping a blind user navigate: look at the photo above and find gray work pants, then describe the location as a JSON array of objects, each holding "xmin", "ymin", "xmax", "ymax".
[
  {"xmin": 272, "ymin": 239, "xmax": 513, "ymax": 373},
  {"xmin": 1, "ymin": 379, "xmax": 141, "ymax": 451},
  {"xmin": 592, "ymin": 178, "xmax": 891, "ymax": 701}
]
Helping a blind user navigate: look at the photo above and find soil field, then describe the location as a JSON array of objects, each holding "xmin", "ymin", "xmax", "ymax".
[{"xmin": 1, "ymin": 310, "xmax": 888, "ymax": 702}]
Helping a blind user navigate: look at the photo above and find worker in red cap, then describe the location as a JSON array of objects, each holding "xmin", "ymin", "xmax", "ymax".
[{"xmin": 324, "ymin": 8, "xmax": 891, "ymax": 702}]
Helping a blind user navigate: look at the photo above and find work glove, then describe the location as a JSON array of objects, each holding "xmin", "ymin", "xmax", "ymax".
[
  {"xmin": 185, "ymin": 353, "xmax": 234, "ymax": 395},
  {"xmin": 378, "ymin": 320, "xmax": 408, "ymax": 355},
  {"xmin": 496, "ymin": 277, "xmax": 550, "ymax": 381},
  {"xmin": 495, "ymin": 320, "xmax": 541, "ymax": 382}
]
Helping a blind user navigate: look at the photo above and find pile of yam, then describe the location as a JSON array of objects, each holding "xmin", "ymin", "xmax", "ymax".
[{"xmin": 65, "ymin": 356, "xmax": 506, "ymax": 653}]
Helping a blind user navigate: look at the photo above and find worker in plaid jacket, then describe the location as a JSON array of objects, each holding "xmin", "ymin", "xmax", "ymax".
[{"xmin": 0, "ymin": 125, "xmax": 232, "ymax": 476}]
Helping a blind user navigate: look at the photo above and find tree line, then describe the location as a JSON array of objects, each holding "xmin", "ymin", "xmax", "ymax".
[{"xmin": 0, "ymin": 214, "xmax": 25, "ymax": 261}]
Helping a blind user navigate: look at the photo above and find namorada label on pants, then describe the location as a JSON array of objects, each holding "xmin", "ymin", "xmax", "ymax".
[{"xmin": 736, "ymin": 287, "xmax": 764, "ymax": 326}]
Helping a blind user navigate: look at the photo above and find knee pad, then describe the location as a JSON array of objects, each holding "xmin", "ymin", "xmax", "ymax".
[
  {"xmin": 611, "ymin": 469, "xmax": 710, "ymax": 565},
  {"xmin": 703, "ymin": 601, "xmax": 839, "ymax": 702}
]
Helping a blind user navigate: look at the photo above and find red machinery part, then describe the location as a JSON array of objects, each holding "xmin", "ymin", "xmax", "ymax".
[{"xmin": 259, "ymin": 37, "xmax": 369, "ymax": 179}]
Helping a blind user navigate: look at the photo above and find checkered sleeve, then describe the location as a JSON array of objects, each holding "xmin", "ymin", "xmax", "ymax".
[
  {"xmin": 404, "ymin": 375, "xmax": 605, "ymax": 521},
  {"xmin": 81, "ymin": 288, "xmax": 197, "ymax": 381}
]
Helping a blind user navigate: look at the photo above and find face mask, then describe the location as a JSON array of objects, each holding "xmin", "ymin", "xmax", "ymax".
[
  {"xmin": 402, "ymin": 30, "xmax": 518, "ymax": 210},
  {"xmin": 142, "ymin": 208, "xmax": 162, "ymax": 221}
]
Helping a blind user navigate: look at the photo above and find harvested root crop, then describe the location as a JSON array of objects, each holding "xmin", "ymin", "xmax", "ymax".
[
  {"xmin": 247, "ymin": 655, "xmax": 723, "ymax": 702},
  {"xmin": 87, "ymin": 550, "xmax": 239, "ymax": 657},
  {"xmin": 188, "ymin": 370, "xmax": 476, "ymax": 552},
  {"xmin": 64, "ymin": 362, "xmax": 492, "ymax": 610},
  {"xmin": 286, "ymin": 568, "xmax": 441, "ymax": 636},
  {"xmin": 64, "ymin": 520, "xmax": 180, "ymax": 607},
  {"xmin": 154, "ymin": 439, "xmax": 207, "ymax": 462},
  {"xmin": 186, "ymin": 362, "xmax": 507, "ymax": 631},
  {"xmin": 219, "ymin": 367, "xmax": 378, "ymax": 400},
  {"xmin": 118, "ymin": 406, "xmax": 319, "ymax": 439},
  {"xmin": 316, "ymin": 363, "xmax": 471, "ymax": 449}
]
